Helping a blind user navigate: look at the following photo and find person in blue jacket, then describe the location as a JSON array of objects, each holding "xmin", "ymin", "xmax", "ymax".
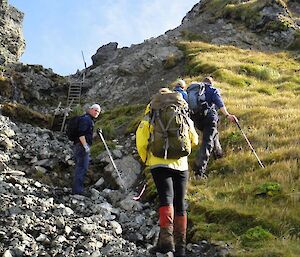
[
  {"xmin": 173, "ymin": 79, "xmax": 188, "ymax": 102},
  {"xmin": 72, "ymin": 103, "xmax": 101, "ymax": 195},
  {"xmin": 189, "ymin": 77, "xmax": 237, "ymax": 178}
]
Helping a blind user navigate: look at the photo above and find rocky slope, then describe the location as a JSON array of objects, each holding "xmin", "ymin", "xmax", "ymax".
[
  {"xmin": 0, "ymin": 113, "xmax": 229, "ymax": 257},
  {"xmin": 0, "ymin": 0, "xmax": 25, "ymax": 65},
  {"xmin": 0, "ymin": 173, "xmax": 230, "ymax": 257}
]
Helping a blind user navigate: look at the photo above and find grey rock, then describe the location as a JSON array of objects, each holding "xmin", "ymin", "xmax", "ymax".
[
  {"xmin": 2, "ymin": 250, "xmax": 14, "ymax": 257},
  {"xmin": 0, "ymin": 0, "xmax": 25, "ymax": 64},
  {"xmin": 104, "ymin": 155, "xmax": 141, "ymax": 189},
  {"xmin": 110, "ymin": 220, "xmax": 122, "ymax": 235},
  {"xmin": 119, "ymin": 196, "xmax": 143, "ymax": 211}
]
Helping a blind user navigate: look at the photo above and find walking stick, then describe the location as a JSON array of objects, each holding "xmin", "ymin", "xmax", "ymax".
[
  {"xmin": 97, "ymin": 129, "xmax": 127, "ymax": 191},
  {"xmin": 234, "ymin": 118, "xmax": 265, "ymax": 169},
  {"xmin": 132, "ymin": 183, "xmax": 146, "ymax": 201}
]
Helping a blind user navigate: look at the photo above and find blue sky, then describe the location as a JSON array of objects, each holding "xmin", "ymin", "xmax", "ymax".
[{"xmin": 9, "ymin": 0, "xmax": 199, "ymax": 76}]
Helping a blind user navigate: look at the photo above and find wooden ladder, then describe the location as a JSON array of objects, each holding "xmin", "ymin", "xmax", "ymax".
[
  {"xmin": 56, "ymin": 55, "xmax": 86, "ymax": 132},
  {"xmin": 53, "ymin": 80, "xmax": 82, "ymax": 132},
  {"xmin": 67, "ymin": 81, "xmax": 82, "ymax": 109}
]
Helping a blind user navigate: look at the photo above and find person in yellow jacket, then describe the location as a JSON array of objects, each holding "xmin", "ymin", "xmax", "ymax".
[{"xmin": 136, "ymin": 88, "xmax": 198, "ymax": 257}]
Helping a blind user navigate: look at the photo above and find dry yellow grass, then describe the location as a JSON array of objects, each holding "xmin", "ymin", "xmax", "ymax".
[{"xmin": 180, "ymin": 41, "xmax": 300, "ymax": 256}]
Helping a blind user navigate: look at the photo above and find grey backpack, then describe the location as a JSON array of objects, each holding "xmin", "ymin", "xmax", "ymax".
[{"xmin": 186, "ymin": 82, "xmax": 210, "ymax": 117}]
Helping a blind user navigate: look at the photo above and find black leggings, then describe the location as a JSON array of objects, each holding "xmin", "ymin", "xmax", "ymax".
[{"xmin": 151, "ymin": 167, "xmax": 188, "ymax": 216}]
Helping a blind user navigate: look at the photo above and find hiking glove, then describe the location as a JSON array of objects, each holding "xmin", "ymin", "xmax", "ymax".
[{"xmin": 83, "ymin": 143, "xmax": 90, "ymax": 153}]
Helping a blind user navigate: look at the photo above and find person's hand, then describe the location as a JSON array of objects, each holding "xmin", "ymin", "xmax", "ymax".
[
  {"xmin": 83, "ymin": 143, "xmax": 90, "ymax": 153},
  {"xmin": 226, "ymin": 114, "xmax": 238, "ymax": 123}
]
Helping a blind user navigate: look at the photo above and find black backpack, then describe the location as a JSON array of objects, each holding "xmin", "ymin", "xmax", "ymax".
[{"xmin": 65, "ymin": 115, "xmax": 81, "ymax": 141}]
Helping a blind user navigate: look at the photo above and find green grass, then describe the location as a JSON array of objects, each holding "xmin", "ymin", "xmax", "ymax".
[
  {"xmin": 176, "ymin": 41, "xmax": 300, "ymax": 256},
  {"xmin": 91, "ymin": 104, "xmax": 145, "ymax": 158},
  {"xmin": 95, "ymin": 104, "xmax": 145, "ymax": 138}
]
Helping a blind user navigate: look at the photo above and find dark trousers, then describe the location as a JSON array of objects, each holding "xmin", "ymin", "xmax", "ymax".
[
  {"xmin": 192, "ymin": 111, "xmax": 220, "ymax": 174},
  {"xmin": 72, "ymin": 143, "xmax": 90, "ymax": 194},
  {"xmin": 151, "ymin": 167, "xmax": 188, "ymax": 216}
]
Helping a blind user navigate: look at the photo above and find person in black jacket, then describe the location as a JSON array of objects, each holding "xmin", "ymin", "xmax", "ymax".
[{"xmin": 72, "ymin": 104, "xmax": 101, "ymax": 195}]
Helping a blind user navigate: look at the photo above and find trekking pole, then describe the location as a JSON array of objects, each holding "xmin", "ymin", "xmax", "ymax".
[
  {"xmin": 234, "ymin": 117, "xmax": 265, "ymax": 169},
  {"xmin": 96, "ymin": 129, "xmax": 127, "ymax": 191},
  {"xmin": 132, "ymin": 183, "xmax": 146, "ymax": 201}
]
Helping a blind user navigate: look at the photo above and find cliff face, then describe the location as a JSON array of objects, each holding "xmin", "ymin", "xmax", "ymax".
[{"xmin": 0, "ymin": 0, "xmax": 25, "ymax": 64}]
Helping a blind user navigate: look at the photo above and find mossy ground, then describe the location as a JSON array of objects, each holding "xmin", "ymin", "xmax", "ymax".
[{"xmin": 202, "ymin": 0, "xmax": 294, "ymax": 34}]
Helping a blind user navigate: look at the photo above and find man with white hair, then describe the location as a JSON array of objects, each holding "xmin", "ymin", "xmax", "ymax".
[{"xmin": 72, "ymin": 103, "xmax": 101, "ymax": 195}]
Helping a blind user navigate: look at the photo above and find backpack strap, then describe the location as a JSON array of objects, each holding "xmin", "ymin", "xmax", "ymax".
[{"xmin": 155, "ymin": 109, "xmax": 171, "ymax": 159}]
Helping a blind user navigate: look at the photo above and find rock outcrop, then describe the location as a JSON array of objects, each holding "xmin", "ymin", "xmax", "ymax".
[
  {"xmin": 0, "ymin": 0, "xmax": 25, "ymax": 64},
  {"xmin": 0, "ymin": 63, "xmax": 69, "ymax": 111}
]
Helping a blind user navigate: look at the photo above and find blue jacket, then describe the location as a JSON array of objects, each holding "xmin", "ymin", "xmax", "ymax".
[
  {"xmin": 174, "ymin": 86, "xmax": 188, "ymax": 102},
  {"xmin": 76, "ymin": 113, "xmax": 94, "ymax": 145},
  {"xmin": 204, "ymin": 83, "xmax": 224, "ymax": 109}
]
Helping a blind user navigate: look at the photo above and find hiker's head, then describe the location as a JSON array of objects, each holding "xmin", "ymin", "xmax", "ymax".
[
  {"xmin": 203, "ymin": 76, "xmax": 214, "ymax": 85},
  {"xmin": 88, "ymin": 103, "xmax": 101, "ymax": 118},
  {"xmin": 175, "ymin": 79, "xmax": 186, "ymax": 89},
  {"xmin": 159, "ymin": 87, "xmax": 172, "ymax": 94}
]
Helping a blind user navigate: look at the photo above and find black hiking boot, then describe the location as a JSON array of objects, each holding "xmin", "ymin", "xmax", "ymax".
[
  {"xmin": 194, "ymin": 171, "xmax": 208, "ymax": 180},
  {"xmin": 212, "ymin": 134, "xmax": 223, "ymax": 159}
]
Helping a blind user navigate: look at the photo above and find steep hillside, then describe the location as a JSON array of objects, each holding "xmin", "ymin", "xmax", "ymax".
[
  {"xmin": 86, "ymin": 39, "xmax": 300, "ymax": 257},
  {"xmin": 78, "ymin": 0, "xmax": 300, "ymax": 110},
  {"xmin": 84, "ymin": 38, "xmax": 300, "ymax": 256},
  {"xmin": 174, "ymin": 42, "xmax": 300, "ymax": 256}
]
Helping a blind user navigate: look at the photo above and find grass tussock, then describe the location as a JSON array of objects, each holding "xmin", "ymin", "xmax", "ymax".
[
  {"xmin": 95, "ymin": 104, "xmax": 145, "ymax": 139},
  {"xmin": 1, "ymin": 102, "xmax": 51, "ymax": 128},
  {"xmin": 203, "ymin": 0, "xmax": 292, "ymax": 32},
  {"xmin": 176, "ymin": 41, "xmax": 300, "ymax": 256}
]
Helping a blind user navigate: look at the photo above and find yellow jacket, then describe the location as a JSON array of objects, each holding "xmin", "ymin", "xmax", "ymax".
[{"xmin": 136, "ymin": 105, "xmax": 198, "ymax": 171}]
